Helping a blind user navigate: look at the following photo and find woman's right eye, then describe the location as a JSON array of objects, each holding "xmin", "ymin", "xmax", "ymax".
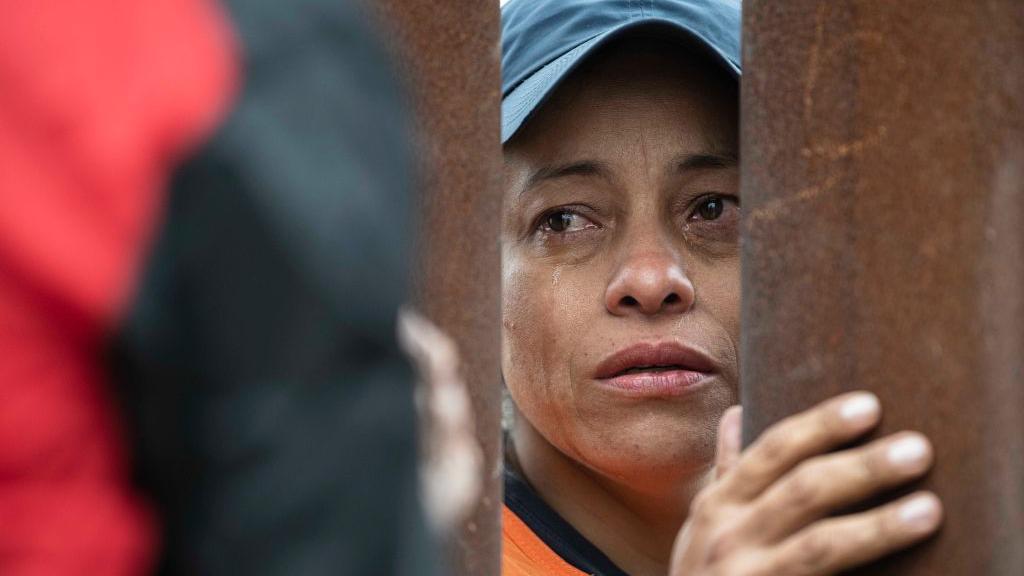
[{"xmin": 539, "ymin": 209, "xmax": 596, "ymax": 234}]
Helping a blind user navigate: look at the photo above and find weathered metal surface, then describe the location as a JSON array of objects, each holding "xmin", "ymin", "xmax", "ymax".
[
  {"xmin": 741, "ymin": 1, "xmax": 1024, "ymax": 574},
  {"xmin": 370, "ymin": 2, "xmax": 503, "ymax": 575}
]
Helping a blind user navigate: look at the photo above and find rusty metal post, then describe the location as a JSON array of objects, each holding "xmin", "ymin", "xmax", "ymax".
[
  {"xmin": 371, "ymin": 2, "xmax": 503, "ymax": 575},
  {"xmin": 742, "ymin": 1, "xmax": 1024, "ymax": 574}
]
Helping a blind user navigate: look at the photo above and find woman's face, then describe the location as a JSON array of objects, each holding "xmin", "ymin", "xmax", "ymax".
[{"xmin": 502, "ymin": 41, "xmax": 740, "ymax": 491}]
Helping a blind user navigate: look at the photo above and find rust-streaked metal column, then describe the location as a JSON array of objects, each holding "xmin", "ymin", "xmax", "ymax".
[
  {"xmin": 741, "ymin": 1, "xmax": 1024, "ymax": 574},
  {"xmin": 372, "ymin": 2, "xmax": 503, "ymax": 575}
]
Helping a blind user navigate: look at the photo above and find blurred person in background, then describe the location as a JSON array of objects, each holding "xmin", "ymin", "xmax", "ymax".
[
  {"xmin": 0, "ymin": 0, "xmax": 440, "ymax": 574},
  {"xmin": 499, "ymin": 1, "xmax": 943, "ymax": 575}
]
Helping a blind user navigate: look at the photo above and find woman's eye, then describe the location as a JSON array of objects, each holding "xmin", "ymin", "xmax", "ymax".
[
  {"xmin": 693, "ymin": 195, "xmax": 725, "ymax": 220},
  {"xmin": 540, "ymin": 210, "xmax": 595, "ymax": 233},
  {"xmin": 690, "ymin": 194, "xmax": 737, "ymax": 222}
]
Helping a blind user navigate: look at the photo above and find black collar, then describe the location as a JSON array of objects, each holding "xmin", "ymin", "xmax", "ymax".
[{"xmin": 504, "ymin": 468, "xmax": 631, "ymax": 576}]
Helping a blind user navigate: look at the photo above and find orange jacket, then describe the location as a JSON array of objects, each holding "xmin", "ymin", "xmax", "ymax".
[{"xmin": 503, "ymin": 505, "xmax": 589, "ymax": 576}]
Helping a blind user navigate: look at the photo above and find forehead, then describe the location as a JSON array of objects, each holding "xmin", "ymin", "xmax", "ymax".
[{"xmin": 505, "ymin": 35, "xmax": 738, "ymax": 163}]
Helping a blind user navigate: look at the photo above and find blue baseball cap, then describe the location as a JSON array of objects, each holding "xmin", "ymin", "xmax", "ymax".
[{"xmin": 501, "ymin": 0, "xmax": 741, "ymax": 144}]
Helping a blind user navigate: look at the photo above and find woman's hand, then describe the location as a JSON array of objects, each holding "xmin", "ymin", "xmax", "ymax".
[{"xmin": 670, "ymin": 392, "xmax": 942, "ymax": 576}]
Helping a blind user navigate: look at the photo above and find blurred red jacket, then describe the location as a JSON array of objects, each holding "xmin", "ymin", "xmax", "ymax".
[{"xmin": 0, "ymin": 1, "xmax": 235, "ymax": 573}]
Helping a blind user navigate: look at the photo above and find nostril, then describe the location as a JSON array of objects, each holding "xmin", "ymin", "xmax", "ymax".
[
  {"xmin": 664, "ymin": 293, "xmax": 680, "ymax": 305},
  {"xmin": 621, "ymin": 296, "xmax": 639, "ymax": 307}
]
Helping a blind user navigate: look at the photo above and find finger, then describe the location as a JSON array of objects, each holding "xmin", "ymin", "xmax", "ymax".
[
  {"xmin": 714, "ymin": 405, "xmax": 743, "ymax": 480},
  {"xmin": 748, "ymin": 431, "xmax": 933, "ymax": 543},
  {"xmin": 765, "ymin": 491, "xmax": 942, "ymax": 576},
  {"xmin": 721, "ymin": 391, "xmax": 881, "ymax": 501}
]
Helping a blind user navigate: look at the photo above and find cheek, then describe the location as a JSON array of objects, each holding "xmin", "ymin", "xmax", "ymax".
[
  {"xmin": 690, "ymin": 258, "xmax": 741, "ymax": 377},
  {"xmin": 502, "ymin": 256, "xmax": 589, "ymax": 430},
  {"xmin": 707, "ymin": 261, "xmax": 740, "ymax": 341},
  {"xmin": 502, "ymin": 256, "xmax": 549, "ymax": 395}
]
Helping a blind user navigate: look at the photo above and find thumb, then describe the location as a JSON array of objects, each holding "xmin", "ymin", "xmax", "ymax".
[{"xmin": 714, "ymin": 405, "xmax": 743, "ymax": 480}]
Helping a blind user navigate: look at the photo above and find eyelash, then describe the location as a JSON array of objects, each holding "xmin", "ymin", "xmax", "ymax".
[
  {"xmin": 686, "ymin": 193, "xmax": 740, "ymax": 221},
  {"xmin": 533, "ymin": 206, "xmax": 598, "ymax": 236},
  {"xmin": 532, "ymin": 194, "xmax": 739, "ymax": 237}
]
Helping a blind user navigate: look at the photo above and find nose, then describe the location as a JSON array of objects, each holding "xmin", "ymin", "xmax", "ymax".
[{"xmin": 604, "ymin": 246, "xmax": 695, "ymax": 317}]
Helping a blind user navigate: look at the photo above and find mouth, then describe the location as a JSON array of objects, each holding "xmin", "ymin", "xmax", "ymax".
[
  {"xmin": 617, "ymin": 364, "xmax": 688, "ymax": 375},
  {"xmin": 593, "ymin": 342, "xmax": 716, "ymax": 397}
]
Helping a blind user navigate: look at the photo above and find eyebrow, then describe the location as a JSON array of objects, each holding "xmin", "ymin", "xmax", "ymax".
[
  {"xmin": 517, "ymin": 152, "xmax": 738, "ymax": 199},
  {"xmin": 521, "ymin": 160, "xmax": 612, "ymax": 196},
  {"xmin": 675, "ymin": 152, "xmax": 739, "ymax": 172}
]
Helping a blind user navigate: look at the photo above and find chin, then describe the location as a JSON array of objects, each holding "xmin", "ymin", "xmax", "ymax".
[
  {"xmin": 583, "ymin": 416, "xmax": 716, "ymax": 485},
  {"xmin": 569, "ymin": 382, "xmax": 734, "ymax": 488}
]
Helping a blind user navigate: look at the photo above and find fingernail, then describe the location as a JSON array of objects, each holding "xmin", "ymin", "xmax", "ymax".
[
  {"xmin": 899, "ymin": 494, "xmax": 940, "ymax": 532},
  {"xmin": 840, "ymin": 393, "xmax": 880, "ymax": 424},
  {"xmin": 888, "ymin": 435, "xmax": 929, "ymax": 468}
]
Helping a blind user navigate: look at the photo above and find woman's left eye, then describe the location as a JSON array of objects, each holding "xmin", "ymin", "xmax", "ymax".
[
  {"xmin": 539, "ymin": 209, "xmax": 596, "ymax": 234},
  {"xmin": 689, "ymin": 194, "xmax": 738, "ymax": 221}
]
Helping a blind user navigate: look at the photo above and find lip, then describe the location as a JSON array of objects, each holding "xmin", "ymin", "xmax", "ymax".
[{"xmin": 593, "ymin": 341, "xmax": 717, "ymax": 397}]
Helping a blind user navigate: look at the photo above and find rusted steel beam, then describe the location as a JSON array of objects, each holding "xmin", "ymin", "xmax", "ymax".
[
  {"xmin": 371, "ymin": 2, "xmax": 503, "ymax": 575},
  {"xmin": 741, "ymin": 1, "xmax": 1024, "ymax": 574}
]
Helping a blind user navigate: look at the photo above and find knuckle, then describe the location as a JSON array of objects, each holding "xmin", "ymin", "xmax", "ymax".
[
  {"xmin": 706, "ymin": 538, "xmax": 734, "ymax": 568},
  {"xmin": 758, "ymin": 432, "xmax": 788, "ymax": 461},
  {"xmin": 867, "ymin": 513, "xmax": 889, "ymax": 545},
  {"xmin": 705, "ymin": 523, "xmax": 743, "ymax": 565},
  {"xmin": 712, "ymin": 557, "xmax": 757, "ymax": 576},
  {"xmin": 691, "ymin": 488, "xmax": 721, "ymax": 524},
  {"xmin": 781, "ymin": 466, "xmax": 821, "ymax": 509},
  {"xmin": 794, "ymin": 531, "xmax": 834, "ymax": 573},
  {"xmin": 814, "ymin": 404, "xmax": 845, "ymax": 438},
  {"xmin": 737, "ymin": 456, "xmax": 774, "ymax": 491},
  {"xmin": 741, "ymin": 558, "xmax": 774, "ymax": 576},
  {"xmin": 859, "ymin": 446, "xmax": 890, "ymax": 485},
  {"xmin": 704, "ymin": 518, "xmax": 753, "ymax": 561},
  {"xmin": 874, "ymin": 506, "xmax": 902, "ymax": 541}
]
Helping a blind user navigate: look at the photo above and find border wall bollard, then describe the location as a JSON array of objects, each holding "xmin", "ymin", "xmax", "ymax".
[
  {"xmin": 373, "ymin": 2, "xmax": 503, "ymax": 575},
  {"xmin": 742, "ymin": 2, "xmax": 1024, "ymax": 574}
]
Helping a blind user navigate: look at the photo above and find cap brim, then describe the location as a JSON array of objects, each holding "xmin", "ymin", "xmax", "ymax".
[{"xmin": 501, "ymin": 19, "xmax": 741, "ymax": 144}]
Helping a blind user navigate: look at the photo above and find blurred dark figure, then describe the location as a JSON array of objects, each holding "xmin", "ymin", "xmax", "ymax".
[{"xmin": 1, "ymin": 0, "xmax": 437, "ymax": 574}]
